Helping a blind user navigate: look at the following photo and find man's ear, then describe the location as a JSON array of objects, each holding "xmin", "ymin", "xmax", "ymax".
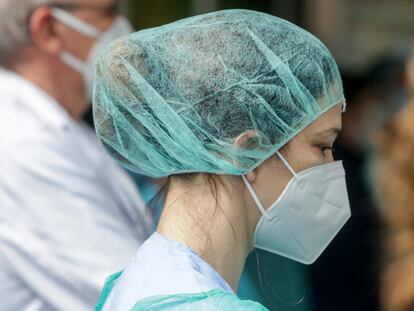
[{"xmin": 29, "ymin": 6, "xmax": 62, "ymax": 55}]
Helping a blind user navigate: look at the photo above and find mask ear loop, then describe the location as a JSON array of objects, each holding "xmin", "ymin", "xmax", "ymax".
[
  {"xmin": 241, "ymin": 175, "xmax": 271, "ymax": 219},
  {"xmin": 242, "ymin": 151, "xmax": 298, "ymax": 219},
  {"xmin": 276, "ymin": 151, "xmax": 298, "ymax": 178},
  {"xmin": 59, "ymin": 52, "xmax": 87, "ymax": 73},
  {"xmin": 50, "ymin": 7, "xmax": 101, "ymax": 38}
]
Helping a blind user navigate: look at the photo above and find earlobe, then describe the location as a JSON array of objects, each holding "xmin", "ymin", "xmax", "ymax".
[
  {"xmin": 246, "ymin": 169, "xmax": 257, "ymax": 183},
  {"xmin": 30, "ymin": 7, "xmax": 62, "ymax": 55},
  {"xmin": 235, "ymin": 130, "xmax": 264, "ymax": 183}
]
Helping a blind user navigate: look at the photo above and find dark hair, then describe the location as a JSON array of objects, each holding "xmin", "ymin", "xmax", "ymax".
[{"xmin": 149, "ymin": 173, "xmax": 237, "ymax": 253}]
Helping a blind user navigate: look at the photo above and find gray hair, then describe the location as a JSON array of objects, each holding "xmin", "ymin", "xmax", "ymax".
[
  {"xmin": 0, "ymin": 0, "xmax": 53, "ymax": 65},
  {"xmin": 0, "ymin": 0, "xmax": 126, "ymax": 66}
]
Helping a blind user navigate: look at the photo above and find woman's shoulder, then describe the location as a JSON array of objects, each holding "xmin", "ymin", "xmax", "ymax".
[{"xmin": 130, "ymin": 289, "xmax": 269, "ymax": 311}]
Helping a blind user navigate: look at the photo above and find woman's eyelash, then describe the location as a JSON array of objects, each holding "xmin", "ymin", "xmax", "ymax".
[
  {"xmin": 324, "ymin": 147, "xmax": 336, "ymax": 153},
  {"xmin": 318, "ymin": 145, "xmax": 335, "ymax": 152}
]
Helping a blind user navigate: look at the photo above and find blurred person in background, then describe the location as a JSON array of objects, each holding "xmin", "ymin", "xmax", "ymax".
[
  {"xmin": 309, "ymin": 58, "xmax": 406, "ymax": 311},
  {"xmin": 0, "ymin": 0, "xmax": 153, "ymax": 310},
  {"xmin": 375, "ymin": 52, "xmax": 414, "ymax": 311}
]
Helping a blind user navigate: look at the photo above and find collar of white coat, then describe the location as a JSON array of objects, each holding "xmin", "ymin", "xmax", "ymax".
[{"xmin": 0, "ymin": 68, "xmax": 72, "ymax": 130}]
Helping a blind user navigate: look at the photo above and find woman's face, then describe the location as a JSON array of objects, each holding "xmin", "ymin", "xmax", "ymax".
[{"xmin": 244, "ymin": 104, "xmax": 343, "ymax": 237}]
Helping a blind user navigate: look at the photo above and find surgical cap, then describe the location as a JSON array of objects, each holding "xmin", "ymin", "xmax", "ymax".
[{"xmin": 93, "ymin": 9, "xmax": 344, "ymax": 178}]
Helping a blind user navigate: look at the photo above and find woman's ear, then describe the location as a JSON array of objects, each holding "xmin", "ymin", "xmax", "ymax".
[
  {"xmin": 235, "ymin": 130, "xmax": 258, "ymax": 183},
  {"xmin": 245, "ymin": 169, "xmax": 257, "ymax": 183},
  {"xmin": 234, "ymin": 130, "xmax": 257, "ymax": 147}
]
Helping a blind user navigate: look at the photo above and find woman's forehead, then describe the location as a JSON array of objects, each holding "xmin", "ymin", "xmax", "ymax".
[{"xmin": 304, "ymin": 105, "xmax": 343, "ymax": 137}]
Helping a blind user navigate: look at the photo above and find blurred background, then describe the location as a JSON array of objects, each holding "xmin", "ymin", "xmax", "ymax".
[
  {"xmin": 119, "ymin": 1, "xmax": 414, "ymax": 311},
  {"xmin": 2, "ymin": 0, "xmax": 414, "ymax": 310},
  {"xmin": 125, "ymin": 0, "xmax": 414, "ymax": 72}
]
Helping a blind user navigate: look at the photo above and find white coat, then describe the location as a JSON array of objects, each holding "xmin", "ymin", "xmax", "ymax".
[{"xmin": 0, "ymin": 69, "xmax": 153, "ymax": 311}]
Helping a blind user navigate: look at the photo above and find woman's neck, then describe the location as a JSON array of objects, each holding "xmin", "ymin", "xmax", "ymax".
[{"xmin": 157, "ymin": 175, "xmax": 252, "ymax": 291}]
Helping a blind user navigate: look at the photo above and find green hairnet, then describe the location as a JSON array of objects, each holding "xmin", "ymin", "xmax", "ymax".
[{"xmin": 93, "ymin": 9, "xmax": 344, "ymax": 178}]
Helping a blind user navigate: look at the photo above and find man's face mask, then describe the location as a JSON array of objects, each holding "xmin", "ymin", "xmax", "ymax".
[{"xmin": 50, "ymin": 7, "xmax": 134, "ymax": 102}]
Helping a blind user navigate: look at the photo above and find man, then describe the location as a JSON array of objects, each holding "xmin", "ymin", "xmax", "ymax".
[{"xmin": 0, "ymin": 1, "xmax": 153, "ymax": 310}]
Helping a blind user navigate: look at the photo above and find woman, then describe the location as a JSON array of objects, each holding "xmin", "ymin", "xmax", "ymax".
[{"xmin": 93, "ymin": 9, "xmax": 351, "ymax": 310}]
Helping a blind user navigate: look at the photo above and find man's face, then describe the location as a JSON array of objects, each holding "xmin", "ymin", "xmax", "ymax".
[{"xmin": 53, "ymin": 0, "xmax": 121, "ymax": 62}]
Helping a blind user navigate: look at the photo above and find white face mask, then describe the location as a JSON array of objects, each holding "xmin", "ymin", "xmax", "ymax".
[
  {"xmin": 242, "ymin": 151, "xmax": 351, "ymax": 265},
  {"xmin": 50, "ymin": 8, "xmax": 134, "ymax": 101}
]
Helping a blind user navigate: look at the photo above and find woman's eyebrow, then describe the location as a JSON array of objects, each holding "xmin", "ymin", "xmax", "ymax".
[{"xmin": 313, "ymin": 128, "xmax": 341, "ymax": 139}]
